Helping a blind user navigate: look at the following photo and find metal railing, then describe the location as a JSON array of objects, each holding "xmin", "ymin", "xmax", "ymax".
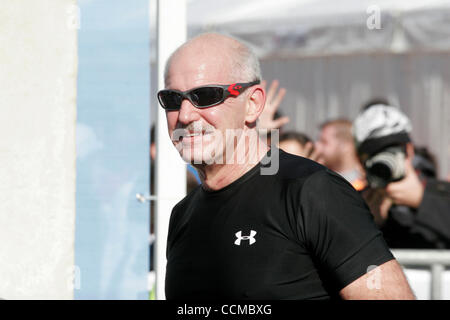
[{"xmin": 391, "ymin": 249, "xmax": 450, "ymax": 300}]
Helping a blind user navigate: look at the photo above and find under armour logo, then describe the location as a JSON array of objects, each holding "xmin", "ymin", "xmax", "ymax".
[{"xmin": 234, "ymin": 230, "xmax": 257, "ymax": 246}]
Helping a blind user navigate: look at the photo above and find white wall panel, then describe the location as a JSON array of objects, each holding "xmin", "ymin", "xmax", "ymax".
[{"xmin": 0, "ymin": 0, "xmax": 78, "ymax": 299}]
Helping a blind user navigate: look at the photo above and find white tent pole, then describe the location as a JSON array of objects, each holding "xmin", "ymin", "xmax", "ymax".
[{"xmin": 155, "ymin": 0, "xmax": 187, "ymax": 300}]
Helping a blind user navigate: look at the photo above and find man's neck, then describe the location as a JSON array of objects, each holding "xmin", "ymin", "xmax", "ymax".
[
  {"xmin": 336, "ymin": 156, "xmax": 364, "ymax": 177},
  {"xmin": 194, "ymin": 138, "xmax": 269, "ymax": 191}
]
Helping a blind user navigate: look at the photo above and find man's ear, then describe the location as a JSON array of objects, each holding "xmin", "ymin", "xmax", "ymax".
[{"xmin": 245, "ymin": 86, "xmax": 266, "ymax": 124}]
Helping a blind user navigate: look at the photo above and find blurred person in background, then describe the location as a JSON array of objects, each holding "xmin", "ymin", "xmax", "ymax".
[
  {"xmin": 353, "ymin": 102, "xmax": 450, "ymax": 249},
  {"xmin": 279, "ymin": 131, "xmax": 321, "ymax": 160},
  {"xmin": 315, "ymin": 119, "xmax": 366, "ymax": 191}
]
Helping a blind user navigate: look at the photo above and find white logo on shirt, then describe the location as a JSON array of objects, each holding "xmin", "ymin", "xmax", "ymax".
[{"xmin": 234, "ymin": 230, "xmax": 257, "ymax": 246}]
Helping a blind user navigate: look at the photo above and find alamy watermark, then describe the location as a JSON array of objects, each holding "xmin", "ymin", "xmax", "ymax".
[
  {"xmin": 67, "ymin": 265, "xmax": 81, "ymax": 291},
  {"xmin": 66, "ymin": 4, "xmax": 81, "ymax": 30},
  {"xmin": 366, "ymin": 5, "xmax": 381, "ymax": 30},
  {"xmin": 366, "ymin": 265, "xmax": 382, "ymax": 290}
]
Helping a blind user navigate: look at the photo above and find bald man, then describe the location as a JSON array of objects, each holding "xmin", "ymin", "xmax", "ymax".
[{"xmin": 157, "ymin": 33, "xmax": 414, "ymax": 300}]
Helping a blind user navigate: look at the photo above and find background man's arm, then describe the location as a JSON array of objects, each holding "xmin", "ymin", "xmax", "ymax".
[{"xmin": 339, "ymin": 259, "xmax": 415, "ymax": 299}]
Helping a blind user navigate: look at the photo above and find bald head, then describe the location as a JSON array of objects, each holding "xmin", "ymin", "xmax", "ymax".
[{"xmin": 164, "ymin": 33, "xmax": 261, "ymax": 87}]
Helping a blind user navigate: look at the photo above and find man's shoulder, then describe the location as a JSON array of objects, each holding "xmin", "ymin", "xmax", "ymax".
[
  {"xmin": 275, "ymin": 150, "xmax": 358, "ymax": 201},
  {"xmin": 172, "ymin": 184, "xmax": 202, "ymax": 214},
  {"xmin": 276, "ymin": 149, "xmax": 327, "ymax": 180}
]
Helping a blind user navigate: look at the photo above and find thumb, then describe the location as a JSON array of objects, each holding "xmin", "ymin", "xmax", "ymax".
[
  {"xmin": 273, "ymin": 116, "xmax": 290, "ymax": 128},
  {"xmin": 403, "ymin": 157, "xmax": 418, "ymax": 179}
]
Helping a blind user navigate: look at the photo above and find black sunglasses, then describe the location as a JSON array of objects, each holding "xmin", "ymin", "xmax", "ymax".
[{"xmin": 157, "ymin": 80, "xmax": 260, "ymax": 110}]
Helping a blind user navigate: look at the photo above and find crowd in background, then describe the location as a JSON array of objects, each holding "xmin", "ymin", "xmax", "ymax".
[
  {"xmin": 149, "ymin": 78, "xmax": 450, "ymax": 274},
  {"xmin": 261, "ymin": 80, "xmax": 450, "ymax": 250}
]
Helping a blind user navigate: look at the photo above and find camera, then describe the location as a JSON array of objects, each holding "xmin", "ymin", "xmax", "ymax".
[
  {"xmin": 363, "ymin": 145, "xmax": 406, "ymax": 188},
  {"xmin": 353, "ymin": 102, "xmax": 413, "ymax": 189}
]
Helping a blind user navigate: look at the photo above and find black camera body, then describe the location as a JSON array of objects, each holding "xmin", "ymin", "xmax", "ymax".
[{"xmin": 363, "ymin": 145, "xmax": 407, "ymax": 189}]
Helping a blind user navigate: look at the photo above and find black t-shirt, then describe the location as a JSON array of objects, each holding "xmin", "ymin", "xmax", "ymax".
[{"xmin": 165, "ymin": 149, "xmax": 394, "ymax": 300}]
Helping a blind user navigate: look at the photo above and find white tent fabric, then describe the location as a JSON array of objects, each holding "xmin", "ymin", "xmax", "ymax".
[
  {"xmin": 150, "ymin": 0, "xmax": 450, "ymax": 179},
  {"xmin": 150, "ymin": 0, "xmax": 450, "ymax": 62},
  {"xmin": 187, "ymin": 0, "xmax": 450, "ymax": 57}
]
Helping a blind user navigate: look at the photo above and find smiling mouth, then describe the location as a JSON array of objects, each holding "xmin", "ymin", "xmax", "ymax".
[
  {"xmin": 184, "ymin": 132, "xmax": 202, "ymax": 138},
  {"xmin": 178, "ymin": 130, "xmax": 213, "ymax": 142}
]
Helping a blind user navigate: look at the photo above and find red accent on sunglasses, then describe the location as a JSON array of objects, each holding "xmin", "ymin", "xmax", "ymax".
[{"xmin": 227, "ymin": 83, "xmax": 240, "ymax": 96}]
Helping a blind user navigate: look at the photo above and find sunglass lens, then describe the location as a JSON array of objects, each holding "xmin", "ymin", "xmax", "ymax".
[
  {"xmin": 190, "ymin": 87, "xmax": 223, "ymax": 107},
  {"xmin": 159, "ymin": 91, "xmax": 182, "ymax": 110}
]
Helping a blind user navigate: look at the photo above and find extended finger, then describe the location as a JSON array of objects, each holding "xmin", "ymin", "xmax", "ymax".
[
  {"xmin": 385, "ymin": 179, "xmax": 404, "ymax": 198},
  {"xmin": 271, "ymin": 87, "xmax": 287, "ymax": 110},
  {"xmin": 261, "ymin": 80, "xmax": 267, "ymax": 90},
  {"xmin": 272, "ymin": 116, "xmax": 290, "ymax": 129},
  {"xmin": 266, "ymin": 79, "xmax": 280, "ymax": 105}
]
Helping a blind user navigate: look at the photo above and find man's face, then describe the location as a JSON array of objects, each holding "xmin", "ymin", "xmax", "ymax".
[
  {"xmin": 315, "ymin": 125, "xmax": 342, "ymax": 169},
  {"xmin": 164, "ymin": 46, "xmax": 248, "ymax": 165}
]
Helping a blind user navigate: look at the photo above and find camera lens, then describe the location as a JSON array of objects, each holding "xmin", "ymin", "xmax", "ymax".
[
  {"xmin": 368, "ymin": 162, "xmax": 392, "ymax": 181},
  {"xmin": 365, "ymin": 146, "xmax": 406, "ymax": 188}
]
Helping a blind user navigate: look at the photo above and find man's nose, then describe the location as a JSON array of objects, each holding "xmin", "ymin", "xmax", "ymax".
[{"xmin": 177, "ymin": 99, "xmax": 200, "ymax": 125}]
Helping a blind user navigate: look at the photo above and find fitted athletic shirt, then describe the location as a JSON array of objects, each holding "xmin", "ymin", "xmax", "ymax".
[{"xmin": 165, "ymin": 149, "xmax": 394, "ymax": 300}]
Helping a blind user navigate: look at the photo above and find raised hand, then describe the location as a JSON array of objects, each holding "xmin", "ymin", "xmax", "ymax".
[
  {"xmin": 258, "ymin": 79, "xmax": 290, "ymax": 130},
  {"xmin": 385, "ymin": 159, "xmax": 425, "ymax": 209}
]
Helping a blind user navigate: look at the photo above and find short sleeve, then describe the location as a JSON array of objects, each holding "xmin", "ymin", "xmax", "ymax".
[{"xmin": 299, "ymin": 169, "xmax": 394, "ymax": 291}]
